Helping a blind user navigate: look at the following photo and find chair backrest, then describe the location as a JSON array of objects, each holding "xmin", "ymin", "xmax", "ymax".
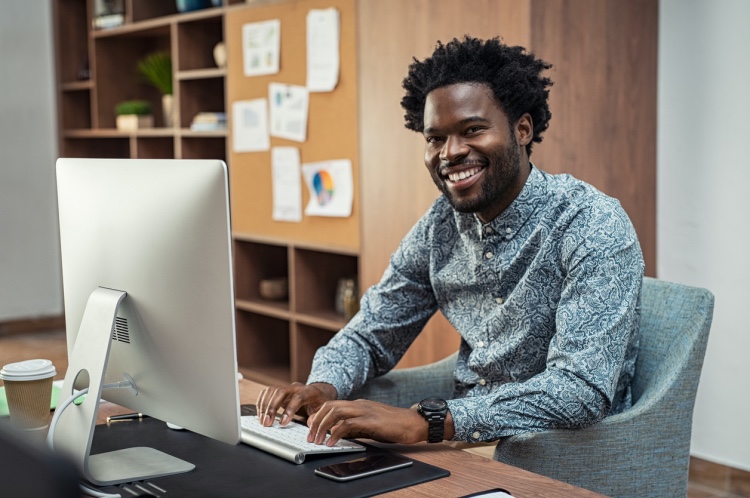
[
  {"xmin": 493, "ymin": 277, "xmax": 715, "ymax": 497},
  {"xmin": 631, "ymin": 277, "xmax": 714, "ymax": 415}
]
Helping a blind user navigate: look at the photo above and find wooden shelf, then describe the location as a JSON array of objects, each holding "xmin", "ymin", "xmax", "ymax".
[
  {"xmin": 294, "ymin": 311, "xmax": 348, "ymax": 332},
  {"xmin": 177, "ymin": 68, "xmax": 226, "ymax": 80},
  {"xmin": 235, "ymin": 298, "xmax": 290, "ymax": 320},
  {"xmin": 60, "ymin": 80, "xmax": 93, "ymax": 91}
]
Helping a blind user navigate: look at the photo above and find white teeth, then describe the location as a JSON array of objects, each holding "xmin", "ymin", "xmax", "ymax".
[{"xmin": 448, "ymin": 167, "xmax": 480, "ymax": 182}]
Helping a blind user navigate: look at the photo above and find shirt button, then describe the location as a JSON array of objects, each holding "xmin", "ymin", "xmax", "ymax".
[
  {"xmin": 479, "ymin": 378, "xmax": 487, "ymax": 386},
  {"xmin": 472, "ymin": 431, "xmax": 481, "ymax": 439},
  {"xmin": 484, "ymin": 251, "xmax": 493, "ymax": 259},
  {"xmin": 484, "ymin": 226, "xmax": 493, "ymax": 234},
  {"xmin": 496, "ymin": 297, "xmax": 504, "ymax": 305},
  {"xmin": 476, "ymin": 341, "xmax": 484, "ymax": 348},
  {"xmin": 505, "ymin": 227, "xmax": 512, "ymax": 234}
]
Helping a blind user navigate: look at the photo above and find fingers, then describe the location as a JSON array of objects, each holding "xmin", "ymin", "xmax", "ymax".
[
  {"xmin": 305, "ymin": 400, "xmax": 421, "ymax": 446},
  {"xmin": 307, "ymin": 401, "xmax": 362, "ymax": 446},
  {"xmin": 255, "ymin": 382, "xmax": 317, "ymax": 427}
]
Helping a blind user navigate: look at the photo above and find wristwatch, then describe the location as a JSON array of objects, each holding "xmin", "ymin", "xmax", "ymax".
[{"xmin": 417, "ymin": 398, "xmax": 448, "ymax": 443}]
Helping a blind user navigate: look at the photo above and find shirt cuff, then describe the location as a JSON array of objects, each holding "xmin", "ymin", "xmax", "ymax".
[
  {"xmin": 306, "ymin": 371, "xmax": 349, "ymax": 400},
  {"xmin": 447, "ymin": 397, "xmax": 493, "ymax": 442}
]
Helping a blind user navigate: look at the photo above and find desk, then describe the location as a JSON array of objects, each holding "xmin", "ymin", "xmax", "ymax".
[{"xmin": 97, "ymin": 379, "xmax": 605, "ymax": 498}]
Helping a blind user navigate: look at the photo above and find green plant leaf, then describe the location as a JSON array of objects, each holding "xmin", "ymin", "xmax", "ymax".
[
  {"xmin": 115, "ymin": 100, "xmax": 152, "ymax": 116},
  {"xmin": 137, "ymin": 51, "xmax": 173, "ymax": 95}
]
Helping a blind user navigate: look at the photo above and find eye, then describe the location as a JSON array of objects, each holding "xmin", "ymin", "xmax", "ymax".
[
  {"xmin": 465, "ymin": 126, "xmax": 484, "ymax": 135},
  {"xmin": 425, "ymin": 135, "xmax": 443, "ymax": 144}
]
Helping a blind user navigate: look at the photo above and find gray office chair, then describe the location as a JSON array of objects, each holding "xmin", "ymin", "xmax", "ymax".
[{"xmin": 350, "ymin": 277, "xmax": 715, "ymax": 497}]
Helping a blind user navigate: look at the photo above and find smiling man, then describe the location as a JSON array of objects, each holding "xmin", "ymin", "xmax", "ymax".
[{"xmin": 257, "ymin": 36, "xmax": 644, "ymax": 451}]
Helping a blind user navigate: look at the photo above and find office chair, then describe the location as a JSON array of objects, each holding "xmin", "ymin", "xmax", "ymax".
[{"xmin": 350, "ymin": 277, "xmax": 715, "ymax": 497}]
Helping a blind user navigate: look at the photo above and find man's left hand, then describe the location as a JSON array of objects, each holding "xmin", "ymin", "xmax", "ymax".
[{"xmin": 306, "ymin": 399, "xmax": 427, "ymax": 446}]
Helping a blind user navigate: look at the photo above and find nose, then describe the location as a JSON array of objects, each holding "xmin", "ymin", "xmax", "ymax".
[{"xmin": 439, "ymin": 135, "xmax": 469, "ymax": 164}]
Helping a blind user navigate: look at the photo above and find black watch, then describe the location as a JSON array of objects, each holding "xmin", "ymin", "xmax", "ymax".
[{"xmin": 417, "ymin": 398, "xmax": 448, "ymax": 443}]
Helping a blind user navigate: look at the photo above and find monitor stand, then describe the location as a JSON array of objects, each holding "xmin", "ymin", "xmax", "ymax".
[{"xmin": 52, "ymin": 287, "xmax": 195, "ymax": 486}]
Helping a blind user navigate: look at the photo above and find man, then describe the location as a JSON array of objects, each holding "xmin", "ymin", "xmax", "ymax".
[{"xmin": 257, "ymin": 36, "xmax": 644, "ymax": 449}]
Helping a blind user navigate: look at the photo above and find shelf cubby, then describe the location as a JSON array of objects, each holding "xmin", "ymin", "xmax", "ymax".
[
  {"xmin": 61, "ymin": 137, "xmax": 130, "ymax": 158},
  {"xmin": 293, "ymin": 248, "xmax": 358, "ymax": 319},
  {"xmin": 177, "ymin": 15, "xmax": 223, "ymax": 72},
  {"xmin": 178, "ymin": 77, "xmax": 225, "ymax": 129},
  {"xmin": 55, "ymin": 0, "xmax": 90, "ymax": 85},
  {"xmin": 180, "ymin": 136, "xmax": 226, "ymax": 161},
  {"xmin": 236, "ymin": 311, "xmax": 291, "ymax": 384},
  {"xmin": 94, "ymin": 33, "xmax": 173, "ymax": 128},
  {"xmin": 135, "ymin": 137, "xmax": 174, "ymax": 159},
  {"xmin": 291, "ymin": 324, "xmax": 337, "ymax": 383},
  {"xmin": 234, "ymin": 240, "xmax": 289, "ymax": 309},
  {"xmin": 60, "ymin": 89, "xmax": 92, "ymax": 130},
  {"xmin": 130, "ymin": 1, "xmax": 179, "ymax": 23}
]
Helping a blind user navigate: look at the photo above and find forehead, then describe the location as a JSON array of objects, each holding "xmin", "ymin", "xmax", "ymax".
[{"xmin": 423, "ymin": 83, "xmax": 509, "ymax": 131}]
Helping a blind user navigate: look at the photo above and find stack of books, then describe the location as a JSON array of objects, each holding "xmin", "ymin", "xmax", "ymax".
[
  {"xmin": 190, "ymin": 112, "xmax": 227, "ymax": 132},
  {"xmin": 93, "ymin": 0, "xmax": 124, "ymax": 29}
]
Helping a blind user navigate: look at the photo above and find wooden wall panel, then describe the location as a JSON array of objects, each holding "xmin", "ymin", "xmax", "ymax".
[
  {"xmin": 357, "ymin": 0, "xmax": 657, "ymax": 368},
  {"xmin": 530, "ymin": 0, "xmax": 658, "ymax": 275},
  {"xmin": 226, "ymin": 0, "xmax": 360, "ymax": 250},
  {"xmin": 357, "ymin": 0, "xmax": 532, "ymax": 368}
]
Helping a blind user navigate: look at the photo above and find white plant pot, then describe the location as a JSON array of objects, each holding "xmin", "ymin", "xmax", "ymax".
[
  {"xmin": 116, "ymin": 114, "xmax": 154, "ymax": 131},
  {"xmin": 162, "ymin": 94, "xmax": 174, "ymax": 128}
]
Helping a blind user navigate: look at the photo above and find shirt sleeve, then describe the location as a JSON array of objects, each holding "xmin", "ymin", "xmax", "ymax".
[
  {"xmin": 306, "ymin": 209, "xmax": 440, "ymax": 399},
  {"xmin": 448, "ymin": 200, "xmax": 644, "ymax": 442}
]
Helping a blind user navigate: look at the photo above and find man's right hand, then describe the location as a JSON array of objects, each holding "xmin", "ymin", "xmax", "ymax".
[{"xmin": 255, "ymin": 382, "xmax": 338, "ymax": 427}]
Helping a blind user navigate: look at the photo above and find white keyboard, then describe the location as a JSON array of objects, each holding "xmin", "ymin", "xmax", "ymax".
[{"xmin": 240, "ymin": 415, "xmax": 365, "ymax": 464}]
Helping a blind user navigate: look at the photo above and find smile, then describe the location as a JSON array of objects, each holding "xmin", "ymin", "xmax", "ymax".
[{"xmin": 447, "ymin": 167, "xmax": 482, "ymax": 183}]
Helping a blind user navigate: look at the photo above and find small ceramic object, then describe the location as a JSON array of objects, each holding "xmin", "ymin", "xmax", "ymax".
[
  {"xmin": 259, "ymin": 277, "xmax": 288, "ymax": 301},
  {"xmin": 213, "ymin": 42, "xmax": 227, "ymax": 68}
]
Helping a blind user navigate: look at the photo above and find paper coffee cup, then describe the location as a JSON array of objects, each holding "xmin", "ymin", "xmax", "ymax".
[{"xmin": 1, "ymin": 359, "xmax": 56, "ymax": 431}]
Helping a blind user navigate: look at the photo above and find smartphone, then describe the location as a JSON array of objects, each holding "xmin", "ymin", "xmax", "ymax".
[{"xmin": 314, "ymin": 454, "xmax": 413, "ymax": 482}]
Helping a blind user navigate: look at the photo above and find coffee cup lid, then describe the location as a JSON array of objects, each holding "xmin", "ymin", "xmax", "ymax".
[{"xmin": 0, "ymin": 359, "xmax": 56, "ymax": 381}]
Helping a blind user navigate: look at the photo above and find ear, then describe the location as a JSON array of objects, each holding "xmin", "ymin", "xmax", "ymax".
[{"xmin": 514, "ymin": 113, "xmax": 533, "ymax": 148}]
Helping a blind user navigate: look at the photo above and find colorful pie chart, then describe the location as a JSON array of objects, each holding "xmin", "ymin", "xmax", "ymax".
[{"xmin": 313, "ymin": 170, "xmax": 334, "ymax": 206}]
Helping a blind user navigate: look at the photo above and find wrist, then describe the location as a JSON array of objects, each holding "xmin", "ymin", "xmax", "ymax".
[
  {"xmin": 417, "ymin": 398, "xmax": 449, "ymax": 443},
  {"xmin": 309, "ymin": 382, "xmax": 338, "ymax": 401}
]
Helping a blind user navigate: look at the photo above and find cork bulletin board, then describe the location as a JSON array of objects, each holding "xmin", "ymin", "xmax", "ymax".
[{"xmin": 226, "ymin": 0, "xmax": 359, "ymax": 250}]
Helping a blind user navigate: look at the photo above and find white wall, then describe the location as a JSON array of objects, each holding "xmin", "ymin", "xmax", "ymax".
[
  {"xmin": 0, "ymin": 1, "xmax": 62, "ymax": 321},
  {"xmin": 659, "ymin": 0, "xmax": 750, "ymax": 471}
]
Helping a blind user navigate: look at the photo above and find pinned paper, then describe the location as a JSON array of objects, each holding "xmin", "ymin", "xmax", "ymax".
[
  {"xmin": 232, "ymin": 99, "xmax": 270, "ymax": 152},
  {"xmin": 271, "ymin": 147, "xmax": 303, "ymax": 222},
  {"xmin": 306, "ymin": 8, "xmax": 340, "ymax": 92},
  {"xmin": 243, "ymin": 19, "xmax": 280, "ymax": 77},
  {"xmin": 269, "ymin": 83, "xmax": 309, "ymax": 143},
  {"xmin": 301, "ymin": 159, "xmax": 353, "ymax": 217}
]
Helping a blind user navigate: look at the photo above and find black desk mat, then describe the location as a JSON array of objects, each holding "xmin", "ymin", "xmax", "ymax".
[{"xmin": 91, "ymin": 413, "xmax": 449, "ymax": 497}]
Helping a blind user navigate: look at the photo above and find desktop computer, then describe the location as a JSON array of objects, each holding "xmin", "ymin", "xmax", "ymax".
[{"xmin": 52, "ymin": 158, "xmax": 241, "ymax": 486}]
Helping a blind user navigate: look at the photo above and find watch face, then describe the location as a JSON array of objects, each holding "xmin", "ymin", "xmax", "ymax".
[{"xmin": 420, "ymin": 398, "xmax": 447, "ymax": 411}]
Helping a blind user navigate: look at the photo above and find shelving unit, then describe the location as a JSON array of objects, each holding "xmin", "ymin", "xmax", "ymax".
[
  {"xmin": 53, "ymin": 0, "xmax": 240, "ymax": 162},
  {"xmin": 52, "ymin": 0, "xmax": 363, "ymax": 387},
  {"xmin": 233, "ymin": 236, "xmax": 357, "ymax": 383}
]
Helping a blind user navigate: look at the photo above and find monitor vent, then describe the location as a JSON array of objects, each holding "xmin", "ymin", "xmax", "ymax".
[{"xmin": 112, "ymin": 317, "xmax": 130, "ymax": 344}]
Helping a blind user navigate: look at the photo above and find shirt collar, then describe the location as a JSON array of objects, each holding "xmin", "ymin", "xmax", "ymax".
[{"xmin": 454, "ymin": 164, "xmax": 547, "ymax": 241}]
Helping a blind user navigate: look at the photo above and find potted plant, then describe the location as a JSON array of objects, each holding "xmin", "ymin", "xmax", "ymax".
[
  {"xmin": 115, "ymin": 100, "xmax": 153, "ymax": 131},
  {"xmin": 137, "ymin": 51, "xmax": 174, "ymax": 127}
]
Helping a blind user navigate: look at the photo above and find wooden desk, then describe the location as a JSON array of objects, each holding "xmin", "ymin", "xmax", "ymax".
[{"xmin": 97, "ymin": 379, "xmax": 605, "ymax": 498}]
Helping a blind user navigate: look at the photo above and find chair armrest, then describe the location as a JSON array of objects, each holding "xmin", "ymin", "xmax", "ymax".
[
  {"xmin": 493, "ymin": 407, "xmax": 689, "ymax": 497},
  {"xmin": 348, "ymin": 352, "xmax": 457, "ymax": 408}
]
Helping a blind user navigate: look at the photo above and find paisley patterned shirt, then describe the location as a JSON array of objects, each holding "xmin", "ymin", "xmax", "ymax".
[{"xmin": 308, "ymin": 166, "xmax": 644, "ymax": 442}]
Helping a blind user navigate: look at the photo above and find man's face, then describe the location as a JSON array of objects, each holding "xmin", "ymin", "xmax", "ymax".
[{"xmin": 422, "ymin": 83, "xmax": 527, "ymax": 223}]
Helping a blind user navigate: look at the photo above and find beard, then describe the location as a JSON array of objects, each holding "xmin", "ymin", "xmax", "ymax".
[{"xmin": 433, "ymin": 134, "xmax": 522, "ymax": 216}]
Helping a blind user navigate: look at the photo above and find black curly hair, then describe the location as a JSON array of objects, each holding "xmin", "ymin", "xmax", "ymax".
[{"xmin": 401, "ymin": 36, "xmax": 553, "ymax": 156}]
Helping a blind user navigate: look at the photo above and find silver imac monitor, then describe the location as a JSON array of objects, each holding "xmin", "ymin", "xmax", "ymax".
[{"xmin": 53, "ymin": 158, "xmax": 241, "ymax": 486}]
